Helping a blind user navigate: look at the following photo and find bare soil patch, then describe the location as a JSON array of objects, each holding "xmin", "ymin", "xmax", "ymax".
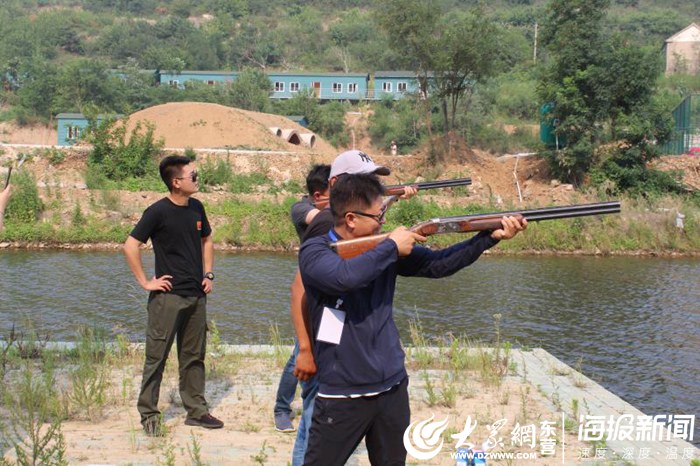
[
  {"xmin": 651, "ymin": 154, "xmax": 700, "ymax": 191},
  {"xmin": 123, "ymin": 102, "xmax": 337, "ymax": 156},
  {"xmin": 1, "ymin": 347, "xmax": 587, "ymax": 465}
]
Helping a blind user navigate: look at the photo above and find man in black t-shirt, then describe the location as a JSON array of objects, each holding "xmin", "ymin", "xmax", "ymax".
[
  {"xmin": 124, "ymin": 155, "xmax": 223, "ymax": 436},
  {"xmin": 275, "ymin": 165, "xmax": 331, "ymax": 434}
]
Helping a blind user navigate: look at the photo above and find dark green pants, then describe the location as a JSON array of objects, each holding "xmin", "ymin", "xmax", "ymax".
[{"xmin": 137, "ymin": 293, "xmax": 208, "ymax": 425}]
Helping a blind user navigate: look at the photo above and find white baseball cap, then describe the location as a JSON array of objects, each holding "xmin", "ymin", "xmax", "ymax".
[{"xmin": 329, "ymin": 150, "xmax": 390, "ymax": 179}]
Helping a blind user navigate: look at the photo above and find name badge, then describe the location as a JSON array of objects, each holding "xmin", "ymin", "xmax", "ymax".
[{"xmin": 317, "ymin": 306, "xmax": 346, "ymax": 345}]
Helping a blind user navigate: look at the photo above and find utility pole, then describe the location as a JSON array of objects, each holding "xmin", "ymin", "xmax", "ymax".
[{"xmin": 533, "ymin": 22, "xmax": 538, "ymax": 63}]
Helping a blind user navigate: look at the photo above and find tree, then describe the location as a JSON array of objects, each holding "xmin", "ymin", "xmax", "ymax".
[
  {"xmin": 538, "ymin": 0, "xmax": 668, "ymax": 185},
  {"xmin": 226, "ymin": 68, "xmax": 271, "ymax": 112},
  {"xmin": 227, "ymin": 20, "xmax": 282, "ymax": 69},
  {"xmin": 51, "ymin": 59, "xmax": 119, "ymax": 114},
  {"xmin": 431, "ymin": 10, "xmax": 500, "ymax": 134},
  {"xmin": 16, "ymin": 55, "xmax": 58, "ymax": 117},
  {"xmin": 376, "ymin": 2, "xmax": 502, "ymax": 155},
  {"xmin": 376, "ymin": 0, "xmax": 442, "ymax": 139}
]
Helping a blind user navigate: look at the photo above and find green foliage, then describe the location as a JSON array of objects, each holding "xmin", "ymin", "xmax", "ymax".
[
  {"xmin": 209, "ymin": 198, "xmax": 297, "ymax": 248},
  {"xmin": 1, "ymin": 356, "xmax": 67, "ymax": 466},
  {"xmin": 228, "ymin": 172, "xmax": 270, "ymax": 194},
  {"xmin": 71, "ymin": 203, "xmax": 85, "ymax": 227},
  {"xmin": 66, "ymin": 326, "xmax": 109, "ymax": 421},
  {"xmin": 198, "ymin": 157, "xmax": 233, "ymax": 190},
  {"xmin": 5, "ymin": 169, "xmax": 43, "ymax": 224},
  {"xmin": 227, "ymin": 68, "xmax": 272, "ymax": 112},
  {"xmin": 308, "ymin": 101, "xmax": 349, "ymax": 147},
  {"xmin": 538, "ymin": 0, "xmax": 669, "ymax": 188},
  {"xmin": 388, "ymin": 198, "xmax": 427, "ymax": 227},
  {"xmin": 85, "ymin": 117, "xmax": 163, "ymax": 183},
  {"xmin": 184, "ymin": 147, "xmax": 197, "ymax": 160},
  {"xmin": 44, "ymin": 148, "xmax": 66, "ymax": 166},
  {"xmin": 368, "ymin": 98, "xmax": 423, "ymax": 150}
]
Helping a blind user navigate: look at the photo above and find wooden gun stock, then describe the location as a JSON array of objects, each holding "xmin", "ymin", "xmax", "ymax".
[{"xmin": 331, "ymin": 202, "xmax": 620, "ymax": 259}]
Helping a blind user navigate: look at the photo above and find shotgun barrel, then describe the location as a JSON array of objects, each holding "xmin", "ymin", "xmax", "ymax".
[
  {"xmin": 383, "ymin": 177, "xmax": 472, "ymax": 195},
  {"xmin": 331, "ymin": 201, "xmax": 621, "ymax": 259}
]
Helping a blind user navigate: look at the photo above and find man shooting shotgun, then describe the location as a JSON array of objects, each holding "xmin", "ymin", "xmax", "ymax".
[
  {"xmin": 298, "ymin": 172, "xmax": 525, "ymax": 465},
  {"xmin": 332, "ymin": 201, "xmax": 621, "ymax": 259}
]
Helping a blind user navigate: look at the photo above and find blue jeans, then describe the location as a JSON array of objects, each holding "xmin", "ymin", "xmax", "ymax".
[
  {"xmin": 274, "ymin": 342, "xmax": 299, "ymax": 417},
  {"xmin": 292, "ymin": 375, "xmax": 319, "ymax": 466}
]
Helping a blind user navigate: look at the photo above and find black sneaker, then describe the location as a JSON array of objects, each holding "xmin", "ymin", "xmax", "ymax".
[
  {"xmin": 274, "ymin": 413, "xmax": 296, "ymax": 433},
  {"xmin": 185, "ymin": 413, "xmax": 224, "ymax": 429}
]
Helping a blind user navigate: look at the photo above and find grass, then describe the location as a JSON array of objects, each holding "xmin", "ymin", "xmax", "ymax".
[{"xmin": 2, "ymin": 189, "xmax": 698, "ymax": 253}]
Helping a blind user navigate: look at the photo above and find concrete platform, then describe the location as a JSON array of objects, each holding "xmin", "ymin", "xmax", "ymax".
[{"xmin": 514, "ymin": 348, "xmax": 698, "ymax": 465}]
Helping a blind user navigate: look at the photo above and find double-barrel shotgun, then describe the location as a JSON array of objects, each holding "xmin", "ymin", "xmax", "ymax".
[
  {"xmin": 382, "ymin": 177, "xmax": 472, "ymax": 196},
  {"xmin": 331, "ymin": 201, "xmax": 621, "ymax": 259}
]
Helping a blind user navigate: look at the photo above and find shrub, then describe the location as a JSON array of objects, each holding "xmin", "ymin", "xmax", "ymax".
[
  {"xmin": 199, "ymin": 157, "xmax": 233, "ymax": 190},
  {"xmin": 85, "ymin": 117, "xmax": 163, "ymax": 181},
  {"xmin": 228, "ymin": 172, "xmax": 270, "ymax": 194},
  {"xmin": 5, "ymin": 170, "xmax": 43, "ymax": 224}
]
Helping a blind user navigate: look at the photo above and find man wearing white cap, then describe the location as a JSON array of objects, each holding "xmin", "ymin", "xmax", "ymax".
[{"xmin": 288, "ymin": 149, "xmax": 415, "ymax": 466}]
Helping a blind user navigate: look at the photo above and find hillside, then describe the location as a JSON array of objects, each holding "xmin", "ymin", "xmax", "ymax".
[{"xmin": 2, "ymin": 101, "xmax": 699, "ymax": 223}]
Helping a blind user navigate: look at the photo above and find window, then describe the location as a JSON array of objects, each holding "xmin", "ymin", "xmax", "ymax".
[
  {"xmin": 168, "ymin": 79, "xmax": 179, "ymax": 88},
  {"xmin": 397, "ymin": 82, "xmax": 407, "ymax": 92},
  {"xmin": 274, "ymin": 82, "xmax": 285, "ymax": 92},
  {"xmin": 66, "ymin": 126, "xmax": 80, "ymax": 140},
  {"xmin": 382, "ymin": 82, "xmax": 392, "ymax": 92},
  {"xmin": 290, "ymin": 82, "xmax": 300, "ymax": 92},
  {"xmin": 348, "ymin": 83, "xmax": 358, "ymax": 94},
  {"xmin": 332, "ymin": 82, "xmax": 342, "ymax": 93}
]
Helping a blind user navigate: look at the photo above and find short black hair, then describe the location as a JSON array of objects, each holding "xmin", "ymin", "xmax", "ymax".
[
  {"xmin": 330, "ymin": 173, "xmax": 384, "ymax": 224},
  {"xmin": 306, "ymin": 164, "xmax": 330, "ymax": 195},
  {"xmin": 159, "ymin": 155, "xmax": 191, "ymax": 192}
]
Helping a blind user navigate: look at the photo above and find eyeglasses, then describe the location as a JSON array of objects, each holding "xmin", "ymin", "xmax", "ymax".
[
  {"xmin": 176, "ymin": 170, "xmax": 198, "ymax": 182},
  {"xmin": 347, "ymin": 205, "xmax": 388, "ymax": 223}
]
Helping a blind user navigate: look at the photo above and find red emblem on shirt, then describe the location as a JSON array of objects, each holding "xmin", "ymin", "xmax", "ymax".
[{"xmin": 196, "ymin": 221, "xmax": 202, "ymax": 231}]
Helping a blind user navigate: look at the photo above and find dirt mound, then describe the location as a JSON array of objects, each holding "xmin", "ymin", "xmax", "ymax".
[
  {"xmin": 0, "ymin": 121, "xmax": 56, "ymax": 145},
  {"xmin": 652, "ymin": 155, "xmax": 700, "ymax": 191},
  {"xmin": 124, "ymin": 102, "xmax": 336, "ymax": 155}
]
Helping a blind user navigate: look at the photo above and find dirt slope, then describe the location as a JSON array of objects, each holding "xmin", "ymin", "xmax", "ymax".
[{"xmin": 123, "ymin": 102, "xmax": 336, "ymax": 156}]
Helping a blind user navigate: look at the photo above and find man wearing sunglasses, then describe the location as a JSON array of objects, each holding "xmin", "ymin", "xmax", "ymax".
[
  {"xmin": 299, "ymin": 173, "xmax": 526, "ymax": 465},
  {"xmin": 124, "ymin": 155, "xmax": 223, "ymax": 436}
]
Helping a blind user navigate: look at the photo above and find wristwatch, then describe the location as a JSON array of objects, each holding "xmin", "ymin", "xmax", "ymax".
[{"xmin": 204, "ymin": 272, "xmax": 215, "ymax": 281}]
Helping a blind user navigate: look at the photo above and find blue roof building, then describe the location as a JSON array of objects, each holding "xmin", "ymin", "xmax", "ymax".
[
  {"xmin": 56, "ymin": 113, "xmax": 120, "ymax": 146},
  {"xmin": 266, "ymin": 72, "xmax": 369, "ymax": 100},
  {"xmin": 373, "ymin": 71, "xmax": 427, "ymax": 100}
]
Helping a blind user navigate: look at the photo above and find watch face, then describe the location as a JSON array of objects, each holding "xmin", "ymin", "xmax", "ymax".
[{"xmin": 205, "ymin": 272, "xmax": 215, "ymax": 280}]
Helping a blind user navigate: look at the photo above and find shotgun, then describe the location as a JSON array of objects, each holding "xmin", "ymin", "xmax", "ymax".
[
  {"xmin": 3, "ymin": 167, "xmax": 11, "ymax": 190},
  {"xmin": 383, "ymin": 177, "xmax": 472, "ymax": 196},
  {"xmin": 331, "ymin": 201, "xmax": 621, "ymax": 259}
]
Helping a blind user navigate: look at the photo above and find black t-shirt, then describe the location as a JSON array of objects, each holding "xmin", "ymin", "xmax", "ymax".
[
  {"xmin": 290, "ymin": 196, "xmax": 316, "ymax": 240},
  {"xmin": 301, "ymin": 208, "xmax": 334, "ymax": 243},
  {"xmin": 130, "ymin": 197, "xmax": 212, "ymax": 297}
]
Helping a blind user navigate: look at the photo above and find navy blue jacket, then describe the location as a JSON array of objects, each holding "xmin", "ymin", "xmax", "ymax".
[{"xmin": 299, "ymin": 230, "xmax": 499, "ymax": 396}]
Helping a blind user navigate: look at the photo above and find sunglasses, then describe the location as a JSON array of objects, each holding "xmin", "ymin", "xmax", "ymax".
[{"xmin": 176, "ymin": 170, "xmax": 198, "ymax": 182}]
